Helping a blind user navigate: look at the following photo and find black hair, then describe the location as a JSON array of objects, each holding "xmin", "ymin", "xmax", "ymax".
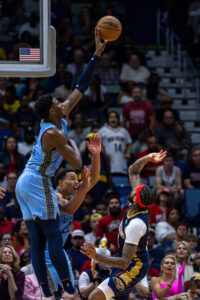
[
  {"xmin": 166, "ymin": 208, "xmax": 179, "ymax": 221},
  {"xmin": 106, "ymin": 111, "xmax": 120, "ymax": 124},
  {"xmin": 138, "ymin": 185, "xmax": 153, "ymax": 206},
  {"xmin": 34, "ymin": 94, "xmax": 53, "ymax": 120},
  {"xmin": 107, "ymin": 194, "xmax": 121, "ymax": 204},
  {"xmin": 54, "ymin": 168, "xmax": 77, "ymax": 188}
]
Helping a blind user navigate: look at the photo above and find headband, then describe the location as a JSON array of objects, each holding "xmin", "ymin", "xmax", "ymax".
[{"xmin": 136, "ymin": 184, "xmax": 148, "ymax": 207}]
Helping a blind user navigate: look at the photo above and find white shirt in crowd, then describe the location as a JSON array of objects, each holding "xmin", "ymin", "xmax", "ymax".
[
  {"xmin": 98, "ymin": 125, "xmax": 132, "ymax": 174},
  {"xmin": 120, "ymin": 64, "xmax": 150, "ymax": 84}
]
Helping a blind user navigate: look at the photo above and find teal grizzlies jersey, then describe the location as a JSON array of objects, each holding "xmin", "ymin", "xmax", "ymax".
[
  {"xmin": 26, "ymin": 118, "xmax": 68, "ymax": 177},
  {"xmin": 118, "ymin": 208, "xmax": 149, "ymax": 263}
]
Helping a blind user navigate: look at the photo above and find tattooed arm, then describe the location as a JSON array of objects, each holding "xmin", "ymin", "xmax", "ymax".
[
  {"xmin": 81, "ymin": 242, "xmax": 137, "ymax": 269},
  {"xmin": 128, "ymin": 151, "xmax": 167, "ymax": 192}
]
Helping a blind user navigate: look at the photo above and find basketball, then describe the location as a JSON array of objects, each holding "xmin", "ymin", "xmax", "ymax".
[{"xmin": 97, "ymin": 16, "xmax": 122, "ymax": 41}]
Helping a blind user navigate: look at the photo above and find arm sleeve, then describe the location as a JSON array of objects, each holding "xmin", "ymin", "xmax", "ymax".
[
  {"xmin": 125, "ymin": 218, "xmax": 147, "ymax": 245},
  {"xmin": 79, "ymin": 272, "xmax": 91, "ymax": 289}
]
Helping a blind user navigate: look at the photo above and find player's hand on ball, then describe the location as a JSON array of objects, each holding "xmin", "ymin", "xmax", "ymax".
[
  {"xmin": 81, "ymin": 242, "xmax": 97, "ymax": 259},
  {"xmin": 94, "ymin": 27, "xmax": 107, "ymax": 56},
  {"xmin": 149, "ymin": 150, "xmax": 167, "ymax": 163}
]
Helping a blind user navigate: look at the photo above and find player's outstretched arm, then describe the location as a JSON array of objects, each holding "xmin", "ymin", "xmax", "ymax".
[
  {"xmin": 128, "ymin": 150, "xmax": 167, "ymax": 190},
  {"xmin": 86, "ymin": 134, "xmax": 101, "ymax": 190},
  {"xmin": 63, "ymin": 27, "xmax": 107, "ymax": 120},
  {"xmin": 58, "ymin": 166, "xmax": 91, "ymax": 215},
  {"xmin": 81, "ymin": 242, "xmax": 137, "ymax": 269}
]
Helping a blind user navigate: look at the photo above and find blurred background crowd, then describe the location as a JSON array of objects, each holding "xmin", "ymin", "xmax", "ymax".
[{"xmin": 0, "ymin": 0, "xmax": 200, "ymax": 299}]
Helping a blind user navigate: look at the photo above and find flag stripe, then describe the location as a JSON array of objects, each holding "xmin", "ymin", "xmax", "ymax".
[{"xmin": 19, "ymin": 48, "xmax": 40, "ymax": 62}]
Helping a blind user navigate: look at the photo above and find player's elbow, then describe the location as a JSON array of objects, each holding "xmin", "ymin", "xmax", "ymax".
[{"xmin": 71, "ymin": 158, "xmax": 82, "ymax": 170}]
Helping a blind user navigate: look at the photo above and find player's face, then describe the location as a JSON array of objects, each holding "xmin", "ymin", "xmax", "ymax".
[
  {"xmin": 52, "ymin": 98, "xmax": 65, "ymax": 119},
  {"xmin": 60, "ymin": 172, "xmax": 79, "ymax": 196},
  {"xmin": 108, "ymin": 112, "xmax": 119, "ymax": 128}
]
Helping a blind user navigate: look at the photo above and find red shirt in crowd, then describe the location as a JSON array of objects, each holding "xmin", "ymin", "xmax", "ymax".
[
  {"xmin": 135, "ymin": 149, "xmax": 163, "ymax": 180},
  {"xmin": 0, "ymin": 220, "xmax": 13, "ymax": 236},
  {"xmin": 149, "ymin": 203, "xmax": 173, "ymax": 225},
  {"xmin": 123, "ymin": 100, "xmax": 155, "ymax": 138},
  {"xmin": 96, "ymin": 210, "xmax": 125, "ymax": 254}
]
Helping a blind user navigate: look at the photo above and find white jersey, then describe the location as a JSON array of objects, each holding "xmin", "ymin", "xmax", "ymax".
[{"xmin": 98, "ymin": 126, "xmax": 132, "ymax": 174}]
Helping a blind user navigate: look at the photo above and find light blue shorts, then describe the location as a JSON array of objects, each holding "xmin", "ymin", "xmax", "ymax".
[
  {"xmin": 16, "ymin": 169, "xmax": 60, "ymax": 220},
  {"xmin": 45, "ymin": 247, "xmax": 74, "ymax": 292}
]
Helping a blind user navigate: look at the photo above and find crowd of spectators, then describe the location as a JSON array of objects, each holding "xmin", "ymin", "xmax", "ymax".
[{"xmin": 0, "ymin": 0, "xmax": 199, "ymax": 299}]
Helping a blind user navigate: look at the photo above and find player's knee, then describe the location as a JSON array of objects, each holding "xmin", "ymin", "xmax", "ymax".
[{"xmin": 88, "ymin": 288, "xmax": 106, "ymax": 300}]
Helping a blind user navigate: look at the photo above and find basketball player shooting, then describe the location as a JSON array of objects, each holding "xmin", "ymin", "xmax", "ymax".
[
  {"xmin": 81, "ymin": 150, "xmax": 167, "ymax": 300},
  {"xmin": 15, "ymin": 28, "xmax": 106, "ymax": 300}
]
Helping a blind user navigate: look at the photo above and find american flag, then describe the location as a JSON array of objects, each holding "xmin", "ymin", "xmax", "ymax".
[{"xmin": 19, "ymin": 48, "xmax": 40, "ymax": 62}]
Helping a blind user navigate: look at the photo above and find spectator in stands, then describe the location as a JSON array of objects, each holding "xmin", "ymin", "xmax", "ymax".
[
  {"xmin": 68, "ymin": 122, "xmax": 91, "ymax": 149},
  {"xmin": 72, "ymin": 6, "xmax": 93, "ymax": 37},
  {"xmin": 193, "ymin": 252, "xmax": 200, "ymax": 273},
  {"xmin": 153, "ymin": 109, "xmax": 176, "ymax": 148},
  {"xmin": 1, "ymin": 172, "xmax": 18, "ymax": 209},
  {"xmin": 120, "ymin": 54, "xmax": 150, "ymax": 85},
  {"xmin": 84, "ymin": 74, "xmax": 110, "ymax": 113},
  {"xmin": 183, "ymin": 146, "xmax": 200, "ymax": 188},
  {"xmin": 79, "ymin": 238, "xmax": 111, "ymax": 300},
  {"xmin": 97, "ymin": 53, "xmax": 120, "ymax": 86},
  {"xmin": 123, "ymin": 86, "xmax": 155, "ymax": 141},
  {"xmin": 96, "ymin": 194, "xmax": 125, "ymax": 254},
  {"xmin": 151, "ymin": 254, "xmax": 185, "ymax": 299},
  {"xmin": 21, "ymin": 78, "xmax": 41, "ymax": 103},
  {"xmin": 155, "ymin": 208, "xmax": 179, "ymax": 245},
  {"xmin": 85, "ymin": 213, "xmax": 102, "ymax": 244},
  {"xmin": 166, "ymin": 122, "xmax": 192, "ymax": 163},
  {"xmin": 0, "ymin": 232, "xmax": 13, "ymax": 248},
  {"xmin": 13, "ymin": 220, "xmax": 30, "ymax": 256},
  {"xmin": 18, "ymin": 11, "xmax": 39, "ymax": 40},
  {"xmin": 185, "ymin": 234, "xmax": 199, "ymax": 262},
  {"xmin": 3, "ymin": 85, "xmax": 20, "ymax": 114},
  {"xmin": 131, "ymin": 129, "xmax": 150, "ymax": 159},
  {"xmin": 54, "ymin": 71, "xmax": 73, "ymax": 102},
  {"xmin": 0, "ymin": 163, "xmax": 7, "ymax": 189},
  {"xmin": 0, "ymin": 137, "xmax": 26, "ymax": 174},
  {"xmin": 17, "ymin": 126, "xmax": 35, "ymax": 159},
  {"xmin": 156, "ymin": 152, "xmax": 184, "ymax": 202},
  {"xmin": 188, "ymin": 0, "xmax": 200, "ymax": 44},
  {"xmin": 22, "ymin": 272, "xmax": 42, "ymax": 300},
  {"xmin": 0, "ymin": 245, "xmax": 25, "ymax": 300},
  {"xmin": 4, "ymin": 196, "xmax": 22, "ymax": 225},
  {"xmin": 149, "ymin": 188, "xmax": 174, "ymax": 227},
  {"xmin": 144, "ymin": 73, "xmax": 167, "ymax": 109},
  {"xmin": 9, "ymin": 5, "xmax": 27, "ymax": 40},
  {"xmin": 135, "ymin": 135, "xmax": 162, "ymax": 180},
  {"xmin": 117, "ymin": 81, "xmax": 134, "ymax": 106},
  {"xmin": 0, "ymin": 206, "xmax": 13, "ymax": 237},
  {"xmin": 0, "ymin": 95, "xmax": 11, "ymax": 129},
  {"xmin": 174, "ymin": 223, "xmax": 188, "ymax": 243},
  {"xmin": 46, "ymin": 62, "xmax": 66, "ymax": 93},
  {"xmin": 98, "ymin": 111, "xmax": 132, "ymax": 175},
  {"xmin": 20, "ymin": 250, "xmax": 30, "ymax": 268},
  {"xmin": 155, "ymin": 95, "xmax": 179, "ymax": 127},
  {"xmin": 12, "ymin": 95, "xmax": 39, "ymax": 139},
  {"xmin": 80, "ymin": 134, "xmax": 113, "ymax": 204},
  {"xmin": 175, "ymin": 241, "xmax": 194, "ymax": 283},
  {"xmin": 74, "ymin": 193, "xmax": 94, "ymax": 233},
  {"xmin": 67, "ymin": 230, "xmax": 90, "ymax": 276},
  {"xmin": 66, "ymin": 48, "xmax": 86, "ymax": 85},
  {"xmin": 95, "ymin": 202, "xmax": 107, "ymax": 217}
]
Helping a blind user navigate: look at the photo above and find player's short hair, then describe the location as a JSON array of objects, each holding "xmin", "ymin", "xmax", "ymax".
[
  {"xmin": 54, "ymin": 168, "xmax": 77, "ymax": 187},
  {"xmin": 136, "ymin": 184, "xmax": 153, "ymax": 207},
  {"xmin": 34, "ymin": 94, "xmax": 53, "ymax": 119}
]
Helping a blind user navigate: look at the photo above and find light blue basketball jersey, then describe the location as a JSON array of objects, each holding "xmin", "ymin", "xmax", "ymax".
[{"xmin": 26, "ymin": 118, "xmax": 68, "ymax": 177}]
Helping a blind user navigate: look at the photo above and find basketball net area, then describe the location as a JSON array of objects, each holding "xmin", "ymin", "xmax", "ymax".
[{"xmin": 0, "ymin": 0, "xmax": 56, "ymax": 77}]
